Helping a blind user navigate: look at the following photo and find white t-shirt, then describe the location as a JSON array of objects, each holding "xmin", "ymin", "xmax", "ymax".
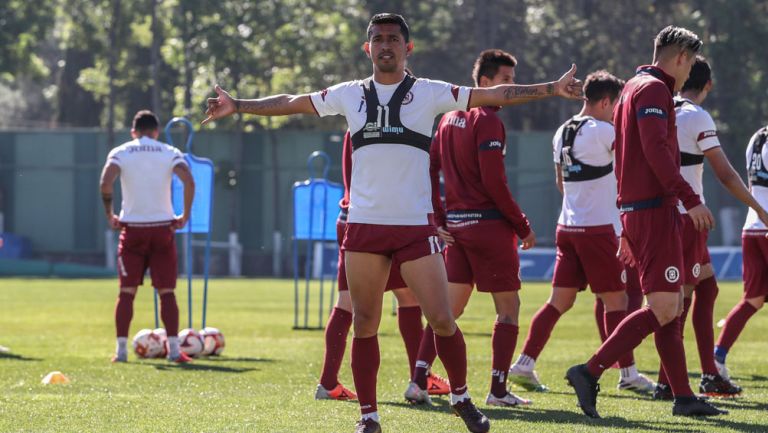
[
  {"xmin": 106, "ymin": 136, "xmax": 187, "ymax": 223},
  {"xmin": 743, "ymin": 130, "xmax": 768, "ymax": 230},
  {"xmin": 552, "ymin": 115, "xmax": 621, "ymax": 234},
  {"xmin": 310, "ymin": 76, "xmax": 471, "ymax": 225},
  {"xmin": 674, "ymin": 97, "xmax": 721, "ymax": 214}
]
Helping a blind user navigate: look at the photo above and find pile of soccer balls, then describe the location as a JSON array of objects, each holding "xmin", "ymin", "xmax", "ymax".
[{"xmin": 132, "ymin": 327, "xmax": 225, "ymax": 359}]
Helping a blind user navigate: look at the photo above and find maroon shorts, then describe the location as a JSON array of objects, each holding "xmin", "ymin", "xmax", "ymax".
[
  {"xmin": 117, "ymin": 222, "xmax": 177, "ymax": 289},
  {"xmin": 681, "ymin": 214, "xmax": 711, "ymax": 285},
  {"xmin": 445, "ymin": 220, "xmax": 520, "ymax": 292},
  {"xmin": 552, "ymin": 225, "xmax": 625, "ymax": 293},
  {"xmin": 742, "ymin": 230, "xmax": 768, "ymax": 299},
  {"xmin": 336, "ymin": 219, "xmax": 405, "ymax": 292},
  {"xmin": 621, "ymin": 206, "xmax": 684, "ymax": 294}
]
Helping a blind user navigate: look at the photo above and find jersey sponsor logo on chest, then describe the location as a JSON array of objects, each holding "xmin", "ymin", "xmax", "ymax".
[
  {"xmin": 129, "ymin": 145, "xmax": 163, "ymax": 153},
  {"xmin": 445, "ymin": 116, "xmax": 466, "ymax": 128}
]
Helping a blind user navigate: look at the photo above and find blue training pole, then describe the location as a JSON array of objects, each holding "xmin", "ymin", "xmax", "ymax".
[{"xmin": 153, "ymin": 288, "xmax": 160, "ymax": 328}]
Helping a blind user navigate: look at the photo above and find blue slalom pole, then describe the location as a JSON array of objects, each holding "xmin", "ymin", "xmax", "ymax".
[{"xmin": 153, "ymin": 288, "xmax": 160, "ymax": 328}]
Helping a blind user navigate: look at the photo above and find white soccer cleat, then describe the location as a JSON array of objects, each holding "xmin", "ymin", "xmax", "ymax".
[
  {"xmin": 404, "ymin": 381, "xmax": 433, "ymax": 405},
  {"xmin": 508, "ymin": 364, "xmax": 549, "ymax": 392},
  {"xmin": 485, "ymin": 391, "xmax": 532, "ymax": 407},
  {"xmin": 716, "ymin": 360, "xmax": 731, "ymax": 381},
  {"xmin": 617, "ymin": 373, "xmax": 656, "ymax": 394}
]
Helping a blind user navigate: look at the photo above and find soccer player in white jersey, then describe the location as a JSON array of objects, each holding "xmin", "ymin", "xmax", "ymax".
[
  {"xmin": 508, "ymin": 71, "xmax": 654, "ymax": 394},
  {"xmin": 202, "ymin": 13, "xmax": 583, "ymax": 433},
  {"xmin": 100, "ymin": 110, "xmax": 195, "ymax": 364},
  {"xmin": 650, "ymin": 56, "xmax": 768, "ymax": 399}
]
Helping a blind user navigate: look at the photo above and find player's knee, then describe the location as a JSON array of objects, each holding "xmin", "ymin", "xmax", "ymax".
[
  {"xmin": 650, "ymin": 303, "xmax": 678, "ymax": 325},
  {"xmin": 495, "ymin": 313, "xmax": 517, "ymax": 325},
  {"xmin": 120, "ymin": 287, "xmax": 138, "ymax": 296},
  {"xmin": 746, "ymin": 296, "xmax": 765, "ymax": 310},
  {"xmin": 427, "ymin": 313, "xmax": 456, "ymax": 336},
  {"xmin": 600, "ymin": 291, "xmax": 628, "ymax": 311},
  {"xmin": 547, "ymin": 297, "xmax": 574, "ymax": 314}
]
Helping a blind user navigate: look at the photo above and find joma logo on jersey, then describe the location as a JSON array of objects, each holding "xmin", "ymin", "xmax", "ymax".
[
  {"xmin": 446, "ymin": 116, "xmax": 466, "ymax": 128},
  {"xmin": 638, "ymin": 106, "xmax": 667, "ymax": 119},
  {"xmin": 382, "ymin": 125, "xmax": 404, "ymax": 134},
  {"xmin": 479, "ymin": 139, "xmax": 504, "ymax": 151}
]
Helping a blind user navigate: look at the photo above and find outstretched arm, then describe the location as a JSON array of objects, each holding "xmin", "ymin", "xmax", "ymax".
[
  {"xmin": 706, "ymin": 146, "xmax": 768, "ymax": 226},
  {"xmin": 202, "ymin": 85, "xmax": 316, "ymax": 125},
  {"xmin": 468, "ymin": 64, "xmax": 584, "ymax": 108}
]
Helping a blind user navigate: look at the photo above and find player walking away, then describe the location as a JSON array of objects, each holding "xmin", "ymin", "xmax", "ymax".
[
  {"xmin": 100, "ymin": 110, "xmax": 195, "ymax": 364},
  {"xmin": 202, "ymin": 13, "xmax": 583, "ymax": 433},
  {"xmin": 315, "ymin": 130, "xmax": 448, "ymax": 401},
  {"xmin": 653, "ymin": 56, "xmax": 768, "ymax": 400},
  {"xmin": 713, "ymin": 124, "xmax": 768, "ymax": 385},
  {"xmin": 565, "ymin": 26, "xmax": 726, "ymax": 418},
  {"xmin": 509, "ymin": 71, "xmax": 656, "ymax": 395},
  {"xmin": 418, "ymin": 49, "xmax": 534, "ymax": 409}
]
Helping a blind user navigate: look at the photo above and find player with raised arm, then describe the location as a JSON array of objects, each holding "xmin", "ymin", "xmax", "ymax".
[
  {"xmin": 203, "ymin": 13, "xmax": 583, "ymax": 433},
  {"xmin": 100, "ymin": 110, "xmax": 195, "ymax": 364},
  {"xmin": 652, "ymin": 56, "xmax": 768, "ymax": 400},
  {"xmin": 509, "ymin": 70, "xmax": 655, "ymax": 395},
  {"xmin": 564, "ymin": 26, "xmax": 726, "ymax": 418}
]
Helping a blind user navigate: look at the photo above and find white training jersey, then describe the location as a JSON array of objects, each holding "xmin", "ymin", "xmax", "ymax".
[
  {"xmin": 743, "ymin": 130, "xmax": 768, "ymax": 230},
  {"xmin": 552, "ymin": 115, "xmax": 621, "ymax": 234},
  {"xmin": 106, "ymin": 136, "xmax": 187, "ymax": 223},
  {"xmin": 674, "ymin": 96, "xmax": 721, "ymax": 214},
  {"xmin": 310, "ymin": 75, "xmax": 471, "ymax": 225}
]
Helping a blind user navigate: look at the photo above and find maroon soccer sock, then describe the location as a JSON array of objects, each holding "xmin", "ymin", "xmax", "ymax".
[
  {"xmin": 595, "ymin": 299, "xmax": 607, "ymax": 342},
  {"xmin": 693, "ymin": 276, "xmax": 719, "ymax": 375},
  {"xmin": 397, "ymin": 306, "xmax": 424, "ymax": 378},
  {"xmin": 716, "ymin": 301, "xmax": 758, "ymax": 352},
  {"xmin": 320, "ymin": 307, "xmax": 353, "ymax": 390},
  {"xmin": 159, "ymin": 292, "xmax": 180, "ymax": 337},
  {"xmin": 586, "ymin": 308, "xmax": 660, "ymax": 378},
  {"xmin": 435, "ymin": 327, "xmax": 468, "ymax": 395},
  {"xmin": 658, "ymin": 297, "xmax": 693, "ymax": 384},
  {"xmin": 655, "ymin": 317, "xmax": 694, "ymax": 397},
  {"xmin": 490, "ymin": 322, "xmax": 518, "ymax": 398},
  {"xmin": 604, "ymin": 310, "xmax": 634, "ymax": 368},
  {"xmin": 412, "ymin": 324, "xmax": 437, "ymax": 389},
  {"xmin": 115, "ymin": 292, "xmax": 135, "ymax": 338},
  {"xmin": 351, "ymin": 335, "xmax": 380, "ymax": 415},
  {"xmin": 521, "ymin": 303, "xmax": 561, "ymax": 360}
]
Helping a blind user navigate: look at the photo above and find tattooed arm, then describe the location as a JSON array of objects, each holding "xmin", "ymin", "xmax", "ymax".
[
  {"xmin": 469, "ymin": 64, "xmax": 584, "ymax": 108},
  {"xmin": 202, "ymin": 85, "xmax": 315, "ymax": 125}
]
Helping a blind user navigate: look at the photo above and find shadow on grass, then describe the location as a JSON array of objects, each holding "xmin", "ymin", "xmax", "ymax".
[
  {"xmin": 141, "ymin": 361, "xmax": 258, "ymax": 373},
  {"xmin": 699, "ymin": 416, "xmax": 767, "ymax": 433},
  {"xmin": 201, "ymin": 356, "xmax": 275, "ymax": 363},
  {"xmin": 0, "ymin": 351, "xmax": 41, "ymax": 361},
  {"xmin": 708, "ymin": 397, "xmax": 768, "ymax": 411}
]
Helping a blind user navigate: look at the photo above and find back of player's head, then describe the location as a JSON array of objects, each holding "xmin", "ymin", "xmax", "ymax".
[
  {"xmin": 132, "ymin": 110, "xmax": 160, "ymax": 134},
  {"xmin": 681, "ymin": 55, "xmax": 712, "ymax": 92},
  {"xmin": 367, "ymin": 13, "xmax": 410, "ymax": 42},
  {"xmin": 472, "ymin": 49, "xmax": 517, "ymax": 86},
  {"xmin": 653, "ymin": 26, "xmax": 702, "ymax": 60},
  {"xmin": 584, "ymin": 70, "xmax": 624, "ymax": 104}
]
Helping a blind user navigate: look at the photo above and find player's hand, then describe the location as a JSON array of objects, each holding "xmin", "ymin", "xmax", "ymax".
[
  {"xmin": 107, "ymin": 214, "xmax": 120, "ymax": 230},
  {"xmin": 687, "ymin": 204, "xmax": 715, "ymax": 231},
  {"xmin": 617, "ymin": 236, "xmax": 636, "ymax": 267},
  {"xmin": 171, "ymin": 215, "xmax": 187, "ymax": 231},
  {"xmin": 520, "ymin": 230, "xmax": 536, "ymax": 250},
  {"xmin": 437, "ymin": 226, "xmax": 454, "ymax": 246},
  {"xmin": 554, "ymin": 64, "xmax": 585, "ymax": 101},
  {"xmin": 202, "ymin": 85, "xmax": 237, "ymax": 125}
]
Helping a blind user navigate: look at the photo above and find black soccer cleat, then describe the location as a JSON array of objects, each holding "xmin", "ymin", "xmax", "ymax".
[
  {"xmin": 672, "ymin": 396, "xmax": 728, "ymax": 416},
  {"xmin": 452, "ymin": 399, "xmax": 491, "ymax": 433},
  {"xmin": 565, "ymin": 364, "xmax": 601, "ymax": 418},
  {"xmin": 652, "ymin": 383, "xmax": 673, "ymax": 401},
  {"xmin": 699, "ymin": 374, "xmax": 742, "ymax": 398},
  {"xmin": 354, "ymin": 418, "xmax": 382, "ymax": 433}
]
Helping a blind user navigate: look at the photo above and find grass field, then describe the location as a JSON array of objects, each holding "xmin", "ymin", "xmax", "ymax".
[{"xmin": 1, "ymin": 278, "xmax": 767, "ymax": 432}]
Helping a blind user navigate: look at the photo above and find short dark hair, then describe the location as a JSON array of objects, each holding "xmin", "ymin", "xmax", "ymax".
[
  {"xmin": 367, "ymin": 13, "xmax": 410, "ymax": 42},
  {"xmin": 472, "ymin": 49, "xmax": 517, "ymax": 86},
  {"xmin": 681, "ymin": 55, "xmax": 712, "ymax": 92},
  {"xmin": 584, "ymin": 70, "xmax": 624, "ymax": 104},
  {"xmin": 654, "ymin": 26, "xmax": 702, "ymax": 58},
  {"xmin": 132, "ymin": 110, "xmax": 160, "ymax": 133}
]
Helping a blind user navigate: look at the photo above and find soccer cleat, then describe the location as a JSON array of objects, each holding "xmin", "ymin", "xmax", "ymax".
[
  {"xmin": 452, "ymin": 399, "xmax": 491, "ymax": 433},
  {"xmin": 404, "ymin": 381, "xmax": 433, "ymax": 405},
  {"xmin": 485, "ymin": 391, "xmax": 532, "ymax": 407},
  {"xmin": 354, "ymin": 418, "xmax": 382, "ymax": 433},
  {"xmin": 715, "ymin": 360, "xmax": 731, "ymax": 381},
  {"xmin": 315, "ymin": 383, "xmax": 358, "ymax": 401},
  {"xmin": 565, "ymin": 364, "xmax": 600, "ymax": 418},
  {"xmin": 672, "ymin": 397, "xmax": 728, "ymax": 416},
  {"xmin": 169, "ymin": 351, "xmax": 193, "ymax": 363},
  {"xmin": 508, "ymin": 364, "xmax": 549, "ymax": 392},
  {"xmin": 426, "ymin": 373, "xmax": 451, "ymax": 395},
  {"xmin": 652, "ymin": 383, "xmax": 673, "ymax": 401},
  {"xmin": 110, "ymin": 353, "xmax": 127, "ymax": 363},
  {"xmin": 617, "ymin": 373, "xmax": 656, "ymax": 394},
  {"xmin": 699, "ymin": 374, "xmax": 741, "ymax": 398}
]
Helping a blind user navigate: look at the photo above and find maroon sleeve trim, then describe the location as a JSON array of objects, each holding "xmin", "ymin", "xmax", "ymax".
[{"xmin": 308, "ymin": 95, "xmax": 320, "ymax": 117}]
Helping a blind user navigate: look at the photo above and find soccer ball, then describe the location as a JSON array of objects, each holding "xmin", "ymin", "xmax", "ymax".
[
  {"xmin": 132, "ymin": 329, "xmax": 166, "ymax": 358},
  {"xmin": 153, "ymin": 328, "xmax": 169, "ymax": 358},
  {"xmin": 178, "ymin": 328, "xmax": 204, "ymax": 357},
  {"xmin": 200, "ymin": 327, "xmax": 225, "ymax": 356}
]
